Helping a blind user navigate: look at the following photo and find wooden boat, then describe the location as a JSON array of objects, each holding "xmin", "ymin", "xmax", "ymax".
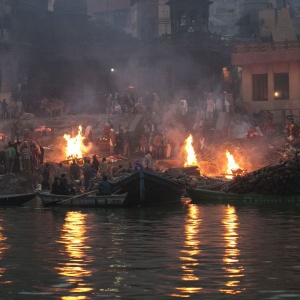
[
  {"xmin": 38, "ymin": 192, "xmax": 128, "ymax": 208},
  {"xmin": 186, "ymin": 187, "xmax": 300, "ymax": 205},
  {"xmin": 0, "ymin": 193, "xmax": 37, "ymax": 206},
  {"xmin": 112, "ymin": 170, "xmax": 185, "ymax": 206}
]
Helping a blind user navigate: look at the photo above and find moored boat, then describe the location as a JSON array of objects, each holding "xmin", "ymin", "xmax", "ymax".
[
  {"xmin": 38, "ymin": 192, "xmax": 128, "ymax": 208},
  {"xmin": 0, "ymin": 193, "xmax": 37, "ymax": 206},
  {"xmin": 186, "ymin": 186, "xmax": 300, "ymax": 205},
  {"xmin": 112, "ymin": 170, "xmax": 185, "ymax": 206}
]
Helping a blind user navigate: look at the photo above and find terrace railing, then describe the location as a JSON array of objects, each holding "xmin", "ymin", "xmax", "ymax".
[{"xmin": 234, "ymin": 40, "xmax": 300, "ymax": 53}]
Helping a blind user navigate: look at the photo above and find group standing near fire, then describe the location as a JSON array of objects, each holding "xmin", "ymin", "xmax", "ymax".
[{"xmin": 0, "ymin": 87, "xmax": 299, "ymax": 196}]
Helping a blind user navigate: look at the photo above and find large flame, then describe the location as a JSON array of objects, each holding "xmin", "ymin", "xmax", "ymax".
[
  {"xmin": 184, "ymin": 134, "xmax": 198, "ymax": 167},
  {"xmin": 225, "ymin": 150, "xmax": 240, "ymax": 179},
  {"xmin": 64, "ymin": 125, "xmax": 85, "ymax": 160}
]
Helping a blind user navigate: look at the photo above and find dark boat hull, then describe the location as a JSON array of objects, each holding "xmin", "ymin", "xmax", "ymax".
[
  {"xmin": 113, "ymin": 171, "xmax": 185, "ymax": 206},
  {"xmin": 38, "ymin": 192, "xmax": 128, "ymax": 208},
  {"xmin": 186, "ymin": 187, "xmax": 300, "ymax": 205},
  {"xmin": 0, "ymin": 193, "xmax": 37, "ymax": 206}
]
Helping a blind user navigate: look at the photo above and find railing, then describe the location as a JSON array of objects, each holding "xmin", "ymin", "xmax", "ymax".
[{"xmin": 234, "ymin": 40, "xmax": 300, "ymax": 53}]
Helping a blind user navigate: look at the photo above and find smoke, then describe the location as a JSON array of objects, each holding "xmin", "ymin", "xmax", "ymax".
[{"xmin": 231, "ymin": 120, "xmax": 251, "ymax": 139}]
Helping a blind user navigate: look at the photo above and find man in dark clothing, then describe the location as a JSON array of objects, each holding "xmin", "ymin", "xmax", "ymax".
[
  {"xmin": 38, "ymin": 144, "xmax": 44, "ymax": 165},
  {"xmin": 60, "ymin": 173, "xmax": 75, "ymax": 195},
  {"xmin": 42, "ymin": 163, "xmax": 51, "ymax": 190},
  {"xmin": 91, "ymin": 155, "xmax": 100, "ymax": 173},
  {"xmin": 51, "ymin": 176, "xmax": 62, "ymax": 195},
  {"xmin": 70, "ymin": 159, "xmax": 80, "ymax": 181},
  {"xmin": 2, "ymin": 99, "xmax": 8, "ymax": 119},
  {"xmin": 97, "ymin": 175, "xmax": 112, "ymax": 195}
]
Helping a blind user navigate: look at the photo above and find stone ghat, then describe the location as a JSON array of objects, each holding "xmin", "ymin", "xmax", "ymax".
[{"xmin": 222, "ymin": 156, "xmax": 300, "ymax": 195}]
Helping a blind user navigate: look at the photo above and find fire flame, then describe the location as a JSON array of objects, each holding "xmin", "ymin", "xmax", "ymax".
[
  {"xmin": 225, "ymin": 150, "xmax": 240, "ymax": 178},
  {"xmin": 184, "ymin": 134, "xmax": 198, "ymax": 167},
  {"xmin": 64, "ymin": 125, "xmax": 85, "ymax": 159}
]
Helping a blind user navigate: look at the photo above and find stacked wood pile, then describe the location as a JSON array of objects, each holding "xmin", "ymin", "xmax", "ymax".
[
  {"xmin": 0, "ymin": 172, "xmax": 42, "ymax": 194},
  {"xmin": 222, "ymin": 156, "xmax": 300, "ymax": 195},
  {"xmin": 161, "ymin": 166, "xmax": 201, "ymax": 186},
  {"xmin": 161, "ymin": 166, "xmax": 229, "ymax": 191}
]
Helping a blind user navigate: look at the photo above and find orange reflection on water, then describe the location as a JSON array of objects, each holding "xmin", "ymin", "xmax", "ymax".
[
  {"xmin": 219, "ymin": 205, "xmax": 245, "ymax": 295},
  {"xmin": 0, "ymin": 224, "xmax": 10, "ymax": 282},
  {"xmin": 56, "ymin": 211, "xmax": 93, "ymax": 294},
  {"xmin": 171, "ymin": 205, "xmax": 202, "ymax": 298}
]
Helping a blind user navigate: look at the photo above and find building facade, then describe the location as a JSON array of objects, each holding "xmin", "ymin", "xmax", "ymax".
[
  {"xmin": 209, "ymin": 0, "xmax": 244, "ymax": 36},
  {"xmin": 232, "ymin": 6, "xmax": 300, "ymax": 124},
  {"xmin": 86, "ymin": 0, "xmax": 131, "ymax": 33},
  {"xmin": 0, "ymin": 0, "xmax": 48, "ymax": 97}
]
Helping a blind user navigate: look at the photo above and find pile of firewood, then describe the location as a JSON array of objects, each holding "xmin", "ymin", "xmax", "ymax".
[{"xmin": 223, "ymin": 156, "xmax": 300, "ymax": 195}]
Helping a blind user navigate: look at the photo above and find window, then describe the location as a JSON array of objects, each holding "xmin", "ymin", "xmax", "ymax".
[
  {"xmin": 274, "ymin": 73, "xmax": 289, "ymax": 100},
  {"xmin": 252, "ymin": 74, "xmax": 268, "ymax": 101}
]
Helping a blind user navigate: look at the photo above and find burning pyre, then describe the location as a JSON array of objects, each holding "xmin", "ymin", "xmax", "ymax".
[
  {"xmin": 184, "ymin": 134, "xmax": 198, "ymax": 167},
  {"xmin": 225, "ymin": 150, "xmax": 245, "ymax": 179},
  {"xmin": 64, "ymin": 125, "xmax": 85, "ymax": 160}
]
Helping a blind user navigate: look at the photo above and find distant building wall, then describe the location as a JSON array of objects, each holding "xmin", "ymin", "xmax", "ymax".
[{"xmin": 232, "ymin": 41, "xmax": 300, "ymax": 118}]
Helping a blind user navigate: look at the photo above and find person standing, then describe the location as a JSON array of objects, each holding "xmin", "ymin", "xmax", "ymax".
[
  {"xmin": 2, "ymin": 99, "xmax": 8, "ymax": 119},
  {"xmin": 42, "ymin": 163, "xmax": 51, "ymax": 190},
  {"xmin": 38, "ymin": 143, "xmax": 44, "ymax": 165},
  {"xmin": 215, "ymin": 96, "xmax": 223, "ymax": 115},
  {"xmin": 206, "ymin": 93, "xmax": 215, "ymax": 120},
  {"xmin": 100, "ymin": 157, "xmax": 107, "ymax": 176},
  {"xmin": 224, "ymin": 91, "xmax": 231, "ymax": 113},
  {"xmin": 21, "ymin": 142, "xmax": 31, "ymax": 173},
  {"xmin": 148, "ymin": 133, "xmax": 155, "ymax": 157},
  {"xmin": 55, "ymin": 163, "xmax": 63, "ymax": 178},
  {"xmin": 140, "ymin": 134, "xmax": 147, "ymax": 154},
  {"xmin": 51, "ymin": 176, "xmax": 62, "ymax": 195},
  {"xmin": 91, "ymin": 155, "xmax": 100, "ymax": 173},
  {"xmin": 143, "ymin": 152, "xmax": 153, "ymax": 170},
  {"xmin": 70, "ymin": 159, "xmax": 80, "ymax": 181},
  {"xmin": 109, "ymin": 127, "xmax": 116, "ymax": 154},
  {"xmin": 30, "ymin": 143, "xmax": 39, "ymax": 171},
  {"xmin": 6, "ymin": 142, "xmax": 16, "ymax": 174},
  {"xmin": 123, "ymin": 129, "xmax": 131, "ymax": 158},
  {"xmin": 153, "ymin": 133, "xmax": 163, "ymax": 158}
]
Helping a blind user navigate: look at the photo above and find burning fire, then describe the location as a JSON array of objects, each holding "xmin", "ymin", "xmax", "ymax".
[
  {"xmin": 225, "ymin": 150, "xmax": 241, "ymax": 178},
  {"xmin": 184, "ymin": 134, "xmax": 198, "ymax": 167},
  {"xmin": 64, "ymin": 125, "xmax": 85, "ymax": 159}
]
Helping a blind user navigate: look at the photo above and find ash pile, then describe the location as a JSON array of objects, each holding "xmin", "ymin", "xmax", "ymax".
[{"xmin": 222, "ymin": 155, "xmax": 300, "ymax": 195}]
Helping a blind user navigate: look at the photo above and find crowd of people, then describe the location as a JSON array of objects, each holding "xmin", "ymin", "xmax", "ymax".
[
  {"xmin": 1, "ymin": 98, "xmax": 25, "ymax": 119},
  {"xmin": 0, "ymin": 139, "xmax": 44, "ymax": 175},
  {"xmin": 41, "ymin": 154, "xmax": 150, "ymax": 196},
  {"xmin": 1, "ymin": 87, "xmax": 299, "ymax": 197}
]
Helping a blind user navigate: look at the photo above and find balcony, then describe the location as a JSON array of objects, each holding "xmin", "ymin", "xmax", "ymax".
[{"xmin": 232, "ymin": 40, "xmax": 300, "ymax": 65}]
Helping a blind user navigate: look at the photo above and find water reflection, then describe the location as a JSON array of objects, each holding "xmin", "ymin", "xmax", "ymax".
[
  {"xmin": 172, "ymin": 205, "xmax": 202, "ymax": 297},
  {"xmin": 56, "ymin": 211, "xmax": 93, "ymax": 296},
  {"xmin": 220, "ymin": 205, "xmax": 244, "ymax": 295},
  {"xmin": 0, "ymin": 221, "xmax": 10, "ymax": 283}
]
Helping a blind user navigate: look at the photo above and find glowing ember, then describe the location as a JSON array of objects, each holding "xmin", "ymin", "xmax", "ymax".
[
  {"xmin": 64, "ymin": 125, "xmax": 85, "ymax": 159},
  {"xmin": 184, "ymin": 134, "xmax": 198, "ymax": 167},
  {"xmin": 34, "ymin": 126, "xmax": 52, "ymax": 132},
  {"xmin": 225, "ymin": 150, "xmax": 240, "ymax": 178}
]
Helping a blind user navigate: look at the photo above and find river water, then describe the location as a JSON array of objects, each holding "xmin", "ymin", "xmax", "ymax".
[{"xmin": 0, "ymin": 197, "xmax": 299, "ymax": 300}]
